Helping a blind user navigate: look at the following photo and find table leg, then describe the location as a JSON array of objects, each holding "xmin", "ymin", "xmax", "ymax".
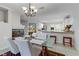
[{"xmin": 41, "ymin": 46, "xmax": 48, "ymax": 56}]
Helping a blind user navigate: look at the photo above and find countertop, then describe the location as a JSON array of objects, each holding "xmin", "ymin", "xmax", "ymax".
[{"xmin": 42, "ymin": 31, "xmax": 74, "ymax": 34}]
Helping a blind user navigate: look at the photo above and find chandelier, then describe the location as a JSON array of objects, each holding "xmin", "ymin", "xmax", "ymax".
[{"xmin": 22, "ymin": 3, "xmax": 37, "ymax": 17}]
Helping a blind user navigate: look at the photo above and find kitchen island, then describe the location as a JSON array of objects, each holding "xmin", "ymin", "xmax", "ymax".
[{"xmin": 42, "ymin": 31, "xmax": 74, "ymax": 47}]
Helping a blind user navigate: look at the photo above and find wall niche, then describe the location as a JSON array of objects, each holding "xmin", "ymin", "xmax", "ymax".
[{"xmin": 0, "ymin": 7, "xmax": 8, "ymax": 23}]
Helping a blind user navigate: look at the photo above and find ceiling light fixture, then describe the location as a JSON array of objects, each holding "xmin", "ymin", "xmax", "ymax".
[{"xmin": 22, "ymin": 3, "xmax": 38, "ymax": 17}]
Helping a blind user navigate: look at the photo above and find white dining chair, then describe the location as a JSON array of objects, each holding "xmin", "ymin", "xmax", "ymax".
[
  {"xmin": 35, "ymin": 31, "xmax": 47, "ymax": 41},
  {"xmin": 4, "ymin": 37, "xmax": 20, "ymax": 55},
  {"xmin": 14, "ymin": 39, "xmax": 32, "ymax": 56},
  {"xmin": 15, "ymin": 37, "xmax": 24, "ymax": 40},
  {"xmin": 30, "ymin": 39, "xmax": 44, "ymax": 55},
  {"xmin": 14, "ymin": 39, "xmax": 42, "ymax": 56},
  {"xmin": 32, "ymin": 33, "xmax": 37, "ymax": 38}
]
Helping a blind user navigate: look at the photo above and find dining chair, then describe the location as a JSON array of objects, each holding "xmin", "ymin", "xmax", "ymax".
[
  {"xmin": 15, "ymin": 37, "xmax": 23, "ymax": 40},
  {"xmin": 32, "ymin": 33, "xmax": 37, "ymax": 38},
  {"xmin": 4, "ymin": 37, "xmax": 20, "ymax": 55},
  {"xmin": 30, "ymin": 39, "xmax": 44, "ymax": 55},
  {"xmin": 14, "ymin": 39, "xmax": 32, "ymax": 56},
  {"xmin": 14, "ymin": 39, "xmax": 42, "ymax": 56}
]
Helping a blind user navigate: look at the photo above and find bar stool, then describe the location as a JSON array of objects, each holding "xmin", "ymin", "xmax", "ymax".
[
  {"xmin": 50, "ymin": 35, "xmax": 57, "ymax": 44},
  {"xmin": 63, "ymin": 36, "xmax": 72, "ymax": 47}
]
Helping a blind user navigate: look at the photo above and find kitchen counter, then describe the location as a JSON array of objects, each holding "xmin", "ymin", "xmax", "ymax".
[
  {"xmin": 41, "ymin": 30, "xmax": 74, "ymax": 47},
  {"xmin": 42, "ymin": 31, "xmax": 74, "ymax": 34}
]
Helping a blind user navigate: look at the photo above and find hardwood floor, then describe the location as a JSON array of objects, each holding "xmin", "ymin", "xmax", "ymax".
[
  {"xmin": 39, "ymin": 46, "xmax": 65, "ymax": 56},
  {"xmin": 39, "ymin": 49, "xmax": 65, "ymax": 56}
]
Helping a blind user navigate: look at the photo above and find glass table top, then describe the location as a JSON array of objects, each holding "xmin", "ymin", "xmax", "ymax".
[{"xmin": 25, "ymin": 34, "xmax": 53, "ymax": 48}]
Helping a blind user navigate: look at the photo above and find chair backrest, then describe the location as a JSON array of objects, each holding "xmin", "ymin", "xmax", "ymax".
[
  {"xmin": 14, "ymin": 39, "xmax": 32, "ymax": 56},
  {"xmin": 36, "ymin": 31, "xmax": 47, "ymax": 41},
  {"xmin": 5, "ymin": 37, "xmax": 19, "ymax": 54},
  {"xmin": 15, "ymin": 37, "xmax": 23, "ymax": 40},
  {"xmin": 32, "ymin": 33, "xmax": 37, "ymax": 37}
]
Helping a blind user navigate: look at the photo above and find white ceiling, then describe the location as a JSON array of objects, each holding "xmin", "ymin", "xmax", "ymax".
[
  {"xmin": 0, "ymin": 3, "xmax": 63, "ymax": 18},
  {"xmin": 0, "ymin": 3, "xmax": 79, "ymax": 23},
  {"xmin": 0, "ymin": 3, "xmax": 54, "ymax": 15}
]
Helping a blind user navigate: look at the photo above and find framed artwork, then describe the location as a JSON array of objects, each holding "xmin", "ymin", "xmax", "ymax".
[{"xmin": 12, "ymin": 29, "xmax": 24, "ymax": 37}]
